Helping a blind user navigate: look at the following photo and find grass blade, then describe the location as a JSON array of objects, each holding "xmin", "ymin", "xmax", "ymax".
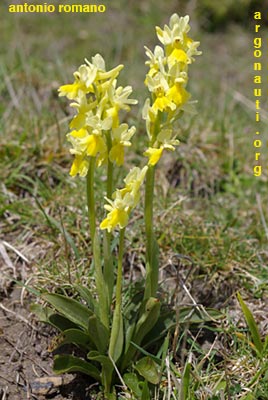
[{"xmin": 237, "ymin": 292, "xmax": 263, "ymax": 356}]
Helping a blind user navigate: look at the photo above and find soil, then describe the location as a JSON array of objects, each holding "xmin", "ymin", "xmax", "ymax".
[{"xmin": 0, "ymin": 285, "xmax": 98, "ymax": 400}]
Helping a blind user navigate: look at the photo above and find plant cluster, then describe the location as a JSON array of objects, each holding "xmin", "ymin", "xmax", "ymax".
[{"xmin": 33, "ymin": 14, "xmax": 202, "ymax": 399}]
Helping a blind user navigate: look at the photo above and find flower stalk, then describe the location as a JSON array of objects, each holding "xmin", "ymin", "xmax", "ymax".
[
  {"xmin": 108, "ymin": 227, "xmax": 125, "ymax": 361},
  {"xmin": 144, "ymin": 164, "xmax": 157, "ymax": 299},
  {"xmin": 86, "ymin": 156, "xmax": 96, "ymax": 245}
]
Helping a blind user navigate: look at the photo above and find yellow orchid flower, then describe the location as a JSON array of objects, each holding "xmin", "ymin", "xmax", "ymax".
[
  {"xmin": 100, "ymin": 166, "xmax": 148, "ymax": 231},
  {"xmin": 144, "ymin": 147, "xmax": 164, "ymax": 166},
  {"xmin": 100, "ymin": 207, "xmax": 129, "ymax": 232},
  {"xmin": 69, "ymin": 155, "xmax": 89, "ymax": 177},
  {"xmin": 167, "ymin": 83, "xmax": 190, "ymax": 107},
  {"xmin": 109, "ymin": 124, "xmax": 136, "ymax": 166}
]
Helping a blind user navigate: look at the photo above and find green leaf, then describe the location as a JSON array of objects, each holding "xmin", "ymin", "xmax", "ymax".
[
  {"xmin": 122, "ymin": 297, "xmax": 160, "ymax": 370},
  {"xmin": 237, "ymin": 292, "xmax": 263, "ymax": 356},
  {"xmin": 141, "ymin": 380, "xmax": 150, "ymax": 400},
  {"xmin": 88, "ymin": 315, "xmax": 109, "ymax": 354},
  {"xmin": 129, "ymin": 341, "xmax": 161, "ymax": 365},
  {"xmin": 61, "ymin": 329, "xmax": 93, "ymax": 350},
  {"xmin": 31, "ymin": 303, "xmax": 82, "ymax": 332},
  {"xmin": 180, "ymin": 362, "xmax": 191, "ymax": 400},
  {"xmin": 133, "ymin": 298, "xmax": 160, "ymax": 345},
  {"xmin": 42, "ymin": 293, "xmax": 93, "ymax": 331},
  {"xmin": 53, "ymin": 354, "xmax": 100, "ymax": 381},
  {"xmin": 124, "ymin": 373, "xmax": 143, "ymax": 398},
  {"xmin": 160, "ymin": 333, "xmax": 170, "ymax": 373},
  {"xmin": 30, "ymin": 303, "xmax": 54, "ymax": 323},
  {"xmin": 178, "ymin": 306, "xmax": 224, "ymax": 324},
  {"xmin": 48, "ymin": 313, "xmax": 81, "ymax": 332},
  {"xmin": 87, "ymin": 351, "xmax": 114, "ymax": 394},
  {"xmin": 109, "ymin": 308, "xmax": 124, "ymax": 362},
  {"xmin": 135, "ymin": 356, "xmax": 160, "ymax": 385},
  {"xmin": 74, "ymin": 284, "xmax": 96, "ymax": 311}
]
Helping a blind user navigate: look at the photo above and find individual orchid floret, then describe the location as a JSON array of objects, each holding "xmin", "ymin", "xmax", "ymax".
[
  {"xmin": 100, "ymin": 193, "xmax": 130, "ymax": 232},
  {"xmin": 67, "ymin": 128, "xmax": 107, "ymax": 159},
  {"xmin": 69, "ymin": 154, "xmax": 89, "ymax": 177},
  {"xmin": 58, "ymin": 64, "xmax": 97, "ymax": 100},
  {"xmin": 167, "ymin": 82, "xmax": 190, "ymax": 108},
  {"xmin": 143, "ymin": 147, "xmax": 164, "ymax": 166},
  {"xmin": 146, "ymin": 73, "xmax": 176, "ymax": 113},
  {"xmin": 144, "ymin": 128, "xmax": 180, "ymax": 166},
  {"xmin": 109, "ymin": 124, "xmax": 136, "ymax": 166},
  {"xmin": 155, "ymin": 14, "xmax": 201, "ymax": 69},
  {"xmin": 118, "ymin": 165, "xmax": 148, "ymax": 208},
  {"xmin": 105, "ymin": 82, "xmax": 138, "ymax": 128},
  {"xmin": 156, "ymin": 14, "xmax": 191, "ymax": 48},
  {"xmin": 144, "ymin": 45, "xmax": 166, "ymax": 78},
  {"xmin": 86, "ymin": 114, "xmax": 113, "ymax": 135},
  {"xmin": 87, "ymin": 54, "xmax": 124, "ymax": 83}
]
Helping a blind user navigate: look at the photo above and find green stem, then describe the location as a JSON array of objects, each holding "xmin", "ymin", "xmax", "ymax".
[
  {"xmin": 86, "ymin": 156, "xmax": 109, "ymax": 329},
  {"xmin": 86, "ymin": 157, "xmax": 96, "ymax": 245},
  {"xmin": 104, "ymin": 132, "xmax": 114, "ymax": 307},
  {"xmin": 144, "ymin": 164, "xmax": 157, "ymax": 299},
  {"xmin": 109, "ymin": 228, "xmax": 125, "ymax": 361}
]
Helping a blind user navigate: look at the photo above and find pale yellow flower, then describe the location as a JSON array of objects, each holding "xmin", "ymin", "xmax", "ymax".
[
  {"xmin": 144, "ymin": 147, "xmax": 163, "ymax": 166},
  {"xmin": 69, "ymin": 155, "xmax": 89, "ymax": 177},
  {"xmin": 58, "ymin": 64, "xmax": 97, "ymax": 100},
  {"xmin": 100, "ymin": 207, "xmax": 129, "ymax": 232},
  {"xmin": 105, "ymin": 83, "xmax": 138, "ymax": 127},
  {"xmin": 109, "ymin": 124, "xmax": 136, "ymax": 166},
  {"xmin": 167, "ymin": 83, "xmax": 190, "ymax": 107},
  {"xmin": 100, "ymin": 166, "xmax": 148, "ymax": 231}
]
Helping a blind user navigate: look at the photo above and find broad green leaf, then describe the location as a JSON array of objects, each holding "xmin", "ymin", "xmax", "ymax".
[
  {"xmin": 141, "ymin": 380, "xmax": 150, "ymax": 400},
  {"xmin": 122, "ymin": 297, "xmax": 160, "ymax": 369},
  {"xmin": 48, "ymin": 313, "xmax": 81, "ymax": 332},
  {"xmin": 123, "ymin": 373, "xmax": 143, "ymax": 398},
  {"xmin": 135, "ymin": 356, "xmax": 160, "ymax": 385},
  {"xmin": 87, "ymin": 351, "xmax": 114, "ymax": 394},
  {"xmin": 42, "ymin": 293, "xmax": 93, "ymax": 331},
  {"xmin": 109, "ymin": 306, "xmax": 124, "ymax": 362},
  {"xmin": 53, "ymin": 354, "xmax": 100, "ymax": 381},
  {"xmin": 129, "ymin": 341, "xmax": 161, "ymax": 365},
  {"xmin": 237, "ymin": 292, "xmax": 263, "ymax": 356},
  {"xmin": 61, "ymin": 329, "xmax": 93, "ymax": 350},
  {"xmin": 88, "ymin": 315, "xmax": 109, "ymax": 353},
  {"xmin": 31, "ymin": 304, "xmax": 81, "ymax": 332},
  {"xmin": 125, "ymin": 321, "xmax": 136, "ymax": 355},
  {"xmin": 74, "ymin": 284, "xmax": 96, "ymax": 311},
  {"xmin": 30, "ymin": 303, "xmax": 54, "ymax": 323},
  {"xmin": 134, "ymin": 297, "xmax": 160, "ymax": 345},
  {"xmin": 143, "ymin": 306, "xmax": 223, "ymax": 348}
]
